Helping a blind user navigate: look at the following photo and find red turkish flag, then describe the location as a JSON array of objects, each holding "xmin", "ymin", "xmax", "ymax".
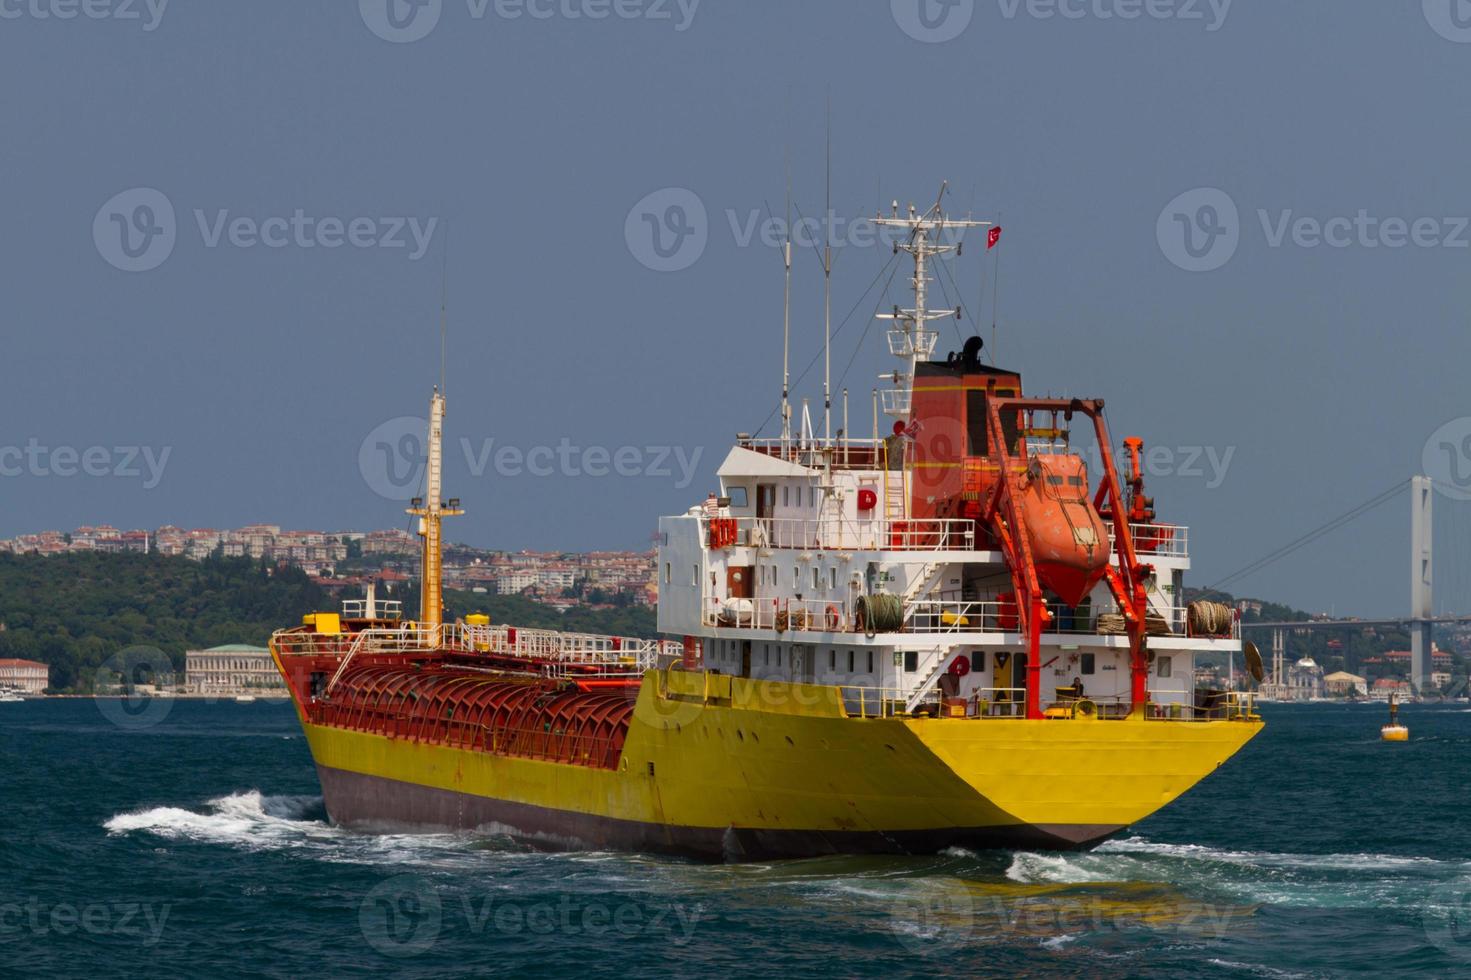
[{"xmin": 987, "ymin": 226, "xmax": 1003, "ymax": 249}]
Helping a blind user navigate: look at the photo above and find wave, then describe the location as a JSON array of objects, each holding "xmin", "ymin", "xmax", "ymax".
[
  {"xmin": 1096, "ymin": 836, "xmax": 1467, "ymax": 873},
  {"xmin": 103, "ymin": 790, "xmax": 330, "ymax": 847},
  {"xmin": 101, "ymin": 790, "xmax": 614, "ymax": 874},
  {"xmin": 1004, "ymin": 836, "xmax": 1471, "ymax": 911}
]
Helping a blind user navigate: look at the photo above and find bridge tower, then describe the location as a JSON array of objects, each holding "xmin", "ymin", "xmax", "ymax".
[{"xmin": 1410, "ymin": 474, "xmax": 1433, "ymax": 693}]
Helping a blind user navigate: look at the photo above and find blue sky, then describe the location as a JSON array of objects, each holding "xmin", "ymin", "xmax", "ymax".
[{"xmin": 3, "ymin": 1, "xmax": 1471, "ymax": 617}]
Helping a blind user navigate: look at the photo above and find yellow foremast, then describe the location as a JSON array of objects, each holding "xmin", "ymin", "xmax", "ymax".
[{"xmin": 405, "ymin": 389, "xmax": 463, "ymax": 635}]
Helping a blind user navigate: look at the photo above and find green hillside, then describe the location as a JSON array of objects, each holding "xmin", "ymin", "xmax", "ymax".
[{"xmin": 0, "ymin": 552, "xmax": 655, "ymax": 692}]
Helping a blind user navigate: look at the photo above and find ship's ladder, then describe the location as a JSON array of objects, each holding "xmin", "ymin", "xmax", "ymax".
[
  {"xmin": 881, "ymin": 439, "xmax": 907, "ymax": 525},
  {"xmin": 902, "ymin": 561, "xmax": 947, "ymax": 603},
  {"xmin": 904, "ymin": 647, "xmax": 952, "ymax": 715}
]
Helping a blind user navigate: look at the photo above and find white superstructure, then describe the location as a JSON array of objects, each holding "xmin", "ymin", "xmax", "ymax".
[{"xmin": 657, "ymin": 190, "xmax": 1241, "ymax": 720}]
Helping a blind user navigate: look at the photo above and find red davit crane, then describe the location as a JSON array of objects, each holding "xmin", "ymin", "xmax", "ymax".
[{"xmin": 980, "ymin": 397, "xmax": 1154, "ymax": 720}]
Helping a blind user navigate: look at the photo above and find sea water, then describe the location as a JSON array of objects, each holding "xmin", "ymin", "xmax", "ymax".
[{"xmin": 2, "ymin": 700, "xmax": 1468, "ymax": 977}]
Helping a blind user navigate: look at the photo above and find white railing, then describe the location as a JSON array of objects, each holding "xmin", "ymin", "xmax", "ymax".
[
  {"xmin": 971, "ymin": 686, "xmax": 1029, "ymax": 717},
  {"xmin": 887, "ymin": 328, "xmax": 939, "ymax": 358},
  {"xmin": 838, "ymin": 684, "xmax": 938, "ymax": 719},
  {"xmin": 904, "ymin": 600, "xmax": 1214, "ymax": 637},
  {"xmin": 271, "ymin": 622, "xmax": 681, "ymax": 686},
  {"xmin": 1108, "ymin": 523, "xmax": 1188, "ymax": 558},
  {"xmin": 708, "ymin": 597, "xmax": 850, "ymax": 633},
  {"xmin": 713, "ymin": 515, "xmax": 975, "ymax": 553},
  {"xmin": 460, "ymin": 623, "xmax": 677, "ymax": 673},
  {"xmin": 880, "ymin": 388, "xmax": 911, "ymax": 416},
  {"xmin": 340, "ymin": 598, "xmax": 403, "ymax": 619}
]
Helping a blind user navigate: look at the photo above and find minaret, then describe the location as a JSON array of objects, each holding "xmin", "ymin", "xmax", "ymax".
[{"xmin": 407, "ymin": 388, "xmax": 463, "ymax": 638}]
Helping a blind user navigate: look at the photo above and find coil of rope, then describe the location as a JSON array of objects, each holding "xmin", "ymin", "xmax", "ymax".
[
  {"xmin": 1187, "ymin": 600, "xmax": 1234, "ymax": 637},
  {"xmin": 854, "ymin": 593, "xmax": 904, "ymax": 637}
]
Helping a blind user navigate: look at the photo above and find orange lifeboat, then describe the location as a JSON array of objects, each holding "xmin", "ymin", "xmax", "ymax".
[{"xmin": 1018, "ymin": 454, "xmax": 1109, "ymax": 607}]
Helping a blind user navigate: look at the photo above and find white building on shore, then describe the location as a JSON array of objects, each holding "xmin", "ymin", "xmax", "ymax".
[
  {"xmin": 0, "ymin": 658, "xmax": 49, "ymax": 693},
  {"xmin": 185, "ymin": 645, "xmax": 285, "ymax": 695}
]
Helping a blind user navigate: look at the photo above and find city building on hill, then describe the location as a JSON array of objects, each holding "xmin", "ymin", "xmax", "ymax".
[
  {"xmin": 185, "ymin": 644, "xmax": 286, "ymax": 695},
  {"xmin": 0, "ymin": 658, "xmax": 49, "ymax": 693},
  {"xmin": 1371, "ymin": 677, "xmax": 1411, "ymax": 701},
  {"xmin": 1383, "ymin": 647, "xmax": 1453, "ymax": 671},
  {"xmin": 1323, "ymin": 671, "xmax": 1367, "ymax": 697}
]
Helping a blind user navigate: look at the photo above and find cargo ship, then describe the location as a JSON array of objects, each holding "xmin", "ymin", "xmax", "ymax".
[{"xmin": 270, "ymin": 192, "xmax": 1262, "ymax": 860}]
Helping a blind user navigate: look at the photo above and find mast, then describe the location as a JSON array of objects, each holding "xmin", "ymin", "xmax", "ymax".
[
  {"xmin": 822, "ymin": 105, "xmax": 833, "ymax": 445},
  {"xmin": 872, "ymin": 184, "xmax": 988, "ymax": 420},
  {"xmin": 781, "ymin": 152, "xmax": 793, "ymax": 451},
  {"xmin": 407, "ymin": 389, "xmax": 464, "ymax": 638}
]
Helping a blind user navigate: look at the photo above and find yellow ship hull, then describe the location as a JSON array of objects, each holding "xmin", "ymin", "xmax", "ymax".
[{"xmin": 295, "ymin": 669, "xmax": 1261, "ymax": 860}]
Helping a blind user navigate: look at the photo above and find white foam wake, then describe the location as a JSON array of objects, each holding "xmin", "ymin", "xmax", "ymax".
[
  {"xmin": 102, "ymin": 790, "xmax": 556, "ymax": 873},
  {"xmin": 1003, "ymin": 835, "xmax": 1471, "ymax": 911},
  {"xmin": 1095, "ymin": 836, "xmax": 1467, "ymax": 873},
  {"xmin": 104, "ymin": 790, "xmax": 327, "ymax": 847}
]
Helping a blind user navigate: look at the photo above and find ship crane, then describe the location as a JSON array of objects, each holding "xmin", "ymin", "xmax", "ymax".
[{"xmin": 979, "ymin": 398, "xmax": 1155, "ymax": 719}]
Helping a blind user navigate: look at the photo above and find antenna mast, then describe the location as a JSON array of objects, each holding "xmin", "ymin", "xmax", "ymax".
[
  {"xmin": 781, "ymin": 149, "xmax": 793, "ymax": 450},
  {"xmin": 440, "ymin": 221, "xmax": 449, "ymax": 395},
  {"xmin": 822, "ymin": 96, "xmax": 833, "ymax": 445},
  {"xmin": 872, "ymin": 183, "xmax": 989, "ymax": 420}
]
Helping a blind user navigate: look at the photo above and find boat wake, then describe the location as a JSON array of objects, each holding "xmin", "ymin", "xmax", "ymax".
[
  {"xmin": 101, "ymin": 790, "xmax": 634, "ymax": 873},
  {"xmin": 1005, "ymin": 836, "xmax": 1471, "ymax": 911},
  {"xmin": 104, "ymin": 790, "xmax": 331, "ymax": 848}
]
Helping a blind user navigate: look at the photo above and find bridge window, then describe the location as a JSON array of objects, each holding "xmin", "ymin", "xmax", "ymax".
[
  {"xmin": 664, "ymin": 562, "xmax": 670, "ymax": 585},
  {"xmin": 727, "ymin": 487, "xmax": 748, "ymax": 508},
  {"xmin": 904, "ymin": 651, "xmax": 918, "ymax": 672},
  {"xmin": 1157, "ymin": 656, "xmax": 1173, "ymax": 679},
  {"xmin": 970, "ymin": 651, "xmax": 985, "ymax": 672},
  {"xmin": 1080, "ymin": 653, "xmax": 1095, "ymax": 675},
  {"xmin": 867, "ymin": 651, "xmax": 874, "ymax": 673},
  {"xmin": 783, "ymin": 485, "xmax": 790, "ymax": 507}
]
